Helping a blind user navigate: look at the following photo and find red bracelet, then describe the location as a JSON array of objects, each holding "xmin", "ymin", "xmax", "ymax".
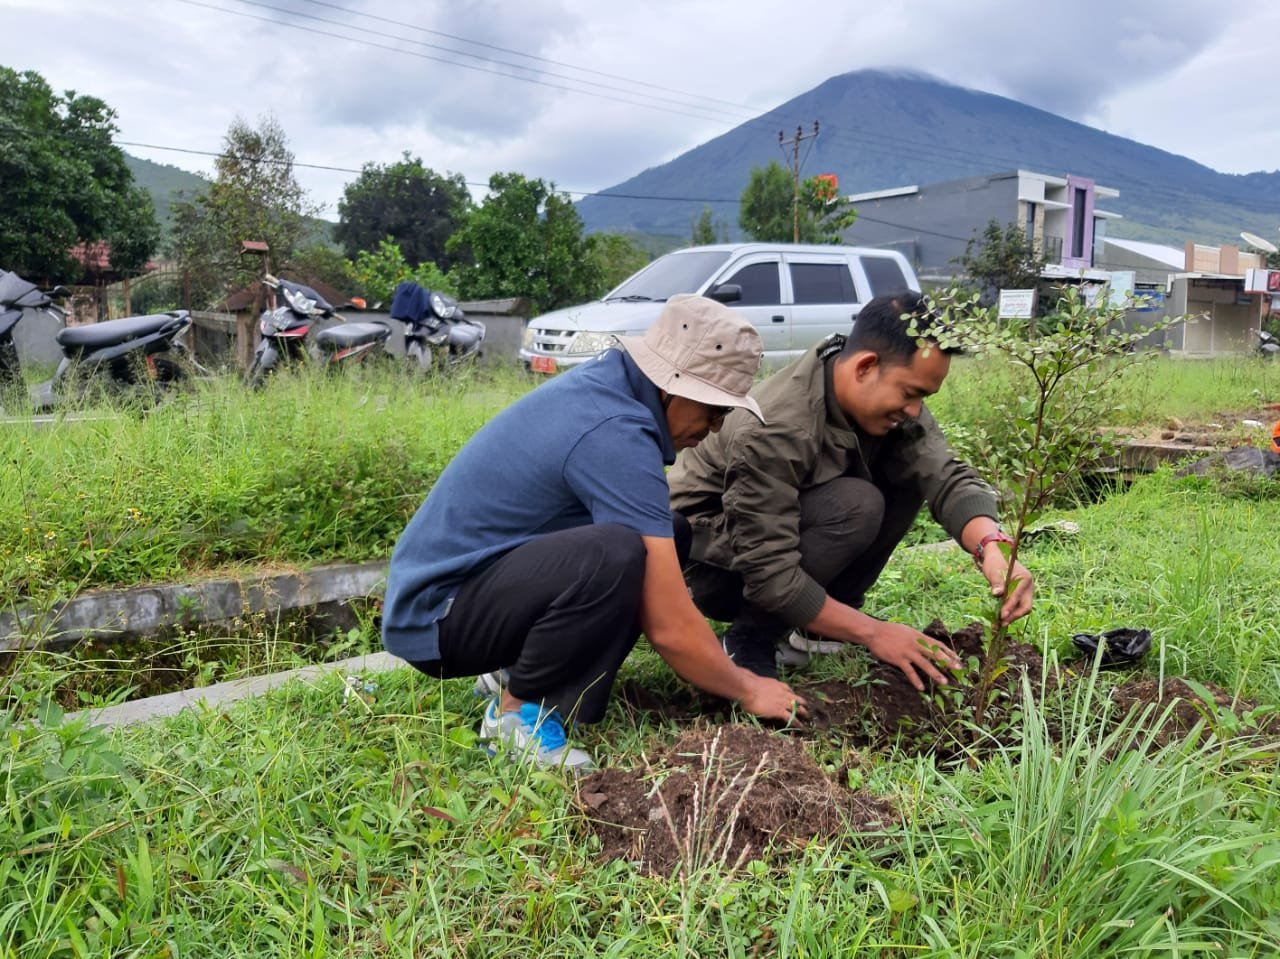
[{"xmin": 973, "ymin": 531, "xmax": 1014, "ymax": 567}]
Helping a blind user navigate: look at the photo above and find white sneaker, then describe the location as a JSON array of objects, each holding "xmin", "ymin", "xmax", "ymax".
[
  {"xmin": 775, "ymin": 639, "xmax": 812, "ymax": 668},
  {"xmin": 473, "ymin": 668, "xmax": 510, "ymax": 698},
  {"xmin": 479, "ymin": 698, "xmax": 595, "ymax": 773},
  {"xmin": 788, "ymin": 629, "xmax": 844, "ymax": 655}
]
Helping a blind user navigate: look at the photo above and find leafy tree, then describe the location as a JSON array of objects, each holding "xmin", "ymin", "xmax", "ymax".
[
  {"xmin": 800, "ymin": 173, "xmax": 858, "ymax": 244},
  {"xmin": 739, "ymin": 162, "xmax": 794, "ymax": 242},
  {"xmin": 921, "ymin": 286, "xmax": 1172, "ymax": 727},
  {"xmin": 690, "ymin": 206, "xmax": 727, "ymax": 246},
  {"xmin": 334, "ymin": 154, "xmax": 471, "ymax": 269},
  {"xmin": 105, "ymin": 187, "xmax": 161, "ymax": 278},
  {"xmin": 585, "ymin": 232, "xmax": 649, "ymax": 296},
  {"xmin": 955, "ymin": 219, "xmax": 1047, "ymax": 308},
  {"xmin": 350, "ymin": 237, "xmax": 456, "ymax": 307},
  {"xmin": 446, "ymin": 173, "xmax": 601, "ymax": 314},
  {"xmin": 169, "ymin": 115, "xmax": 319, "ymax": 308},
  {"xmin": 0, "ymin": 66, "xmax": 159, "ymax": 281},
  {"xmin": 289, "ymin": 243, "xmax": 357, "ymax": 295},
  {"xmin": 738, "ymin": 163, "xmax": 856, "ymax": 244}
]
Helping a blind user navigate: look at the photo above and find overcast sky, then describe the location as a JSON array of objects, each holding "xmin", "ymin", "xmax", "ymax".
[{"xmin": 3, "ymin": 0, "xmax": 1277, "ymax": 220}]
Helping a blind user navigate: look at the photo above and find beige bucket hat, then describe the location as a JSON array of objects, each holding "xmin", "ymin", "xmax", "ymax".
[{"xmin": 618, "ymin": 294, "xmax": 765, "ymax": 423}]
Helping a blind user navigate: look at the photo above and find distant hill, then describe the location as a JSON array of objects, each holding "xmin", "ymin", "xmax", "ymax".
[
  {"xmin": 575, "ymin": 69, "xmax": 1280, "ymax": 248},
  {"xmin": 123, "ymin": 154, "xmax": 209, "ymax": 235}
]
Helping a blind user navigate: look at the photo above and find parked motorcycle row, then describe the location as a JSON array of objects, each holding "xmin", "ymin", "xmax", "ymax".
[
  {"xmin": 246, "ymin": 275, "xmax": 484, "ymax": 387},
  {"xmin": 0, "ymin": 270, "xmax": 486, "ymax": 411}
]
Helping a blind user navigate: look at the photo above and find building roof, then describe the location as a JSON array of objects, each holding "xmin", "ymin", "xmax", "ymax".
[{"xmin": 1102, "ymin": 237, "xmax": 1185, "ymax": 269}]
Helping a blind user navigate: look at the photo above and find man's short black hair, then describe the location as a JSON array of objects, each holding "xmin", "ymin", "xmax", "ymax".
[{"xmin": 841, "ymin": 289, "xmax": 957, "ymax": 366}]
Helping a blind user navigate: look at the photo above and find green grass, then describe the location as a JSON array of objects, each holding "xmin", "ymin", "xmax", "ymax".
[
  {"xmin": 4, "ymin": 472, "xmax": 1280, "ymax": 956},
  {"xmin": 6, "ymin": 356, "xmax": 1279, "ymax": 613},
  {"xmin": 1, "ymin": 365, "xmax": 533, "ymax": 609},
  {"xmin": 930, "ymin": 352, "xmax": 1280, "ymax": 431}
]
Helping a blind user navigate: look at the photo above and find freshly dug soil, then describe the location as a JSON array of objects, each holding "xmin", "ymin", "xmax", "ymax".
[
  {"xmin": 1110, "ymin": 676, "xmax": 1280, "ymax": 748},
  {"xmin": 578, "ymin": 724, "xmax": 897, "ymax": 877},
  {"xmin": 797, "ymin": 620, "xmax": 1049, "ymax": 756}
]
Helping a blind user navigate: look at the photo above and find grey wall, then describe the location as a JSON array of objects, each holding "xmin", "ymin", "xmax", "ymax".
[{"xmin": 844, "ymin": 173, "xmax": 1020, "ymax": 277}]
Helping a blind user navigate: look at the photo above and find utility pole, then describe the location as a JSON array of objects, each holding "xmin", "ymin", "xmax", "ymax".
[{"xmin": 779, "ymin": 121, "xmax": 820, "ymax": 242}]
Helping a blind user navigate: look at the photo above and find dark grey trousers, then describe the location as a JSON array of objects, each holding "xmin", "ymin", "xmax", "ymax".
[
  {"xmin": 683, "ymin": 477, "xmax": 922, "ymax": 673},
  {"xmin": 411, "ymin": 515, "xmax": 691, "ymax": 724}
]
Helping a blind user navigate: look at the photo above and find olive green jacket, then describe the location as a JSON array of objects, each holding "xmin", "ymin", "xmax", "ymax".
[{"xmin": 668, "ymin": 336, "xmax": 998, "ymax": 627}]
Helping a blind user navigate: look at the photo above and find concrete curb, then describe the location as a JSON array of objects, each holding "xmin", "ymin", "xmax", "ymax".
[
  {"xmin": 1, "ymin": 560, "xmax": 389, "ymax": 652},
  {"xmin": 66, "ymin": 650, "xmax": 406, "ymax": 730}
]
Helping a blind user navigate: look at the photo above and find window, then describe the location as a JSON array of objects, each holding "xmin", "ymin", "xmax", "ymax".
[
  {"xmin": 607, "ymin": 250, "xmax": 731, "ymax": 300},
  {"xmin": 860, "ymin": 257, "xmax": 909, "ymax": 298},
  {"xmin": 790, "ymin": 262, "xmax": 857, "ymax": 304},
  {"xmin": 1071, "ymin": 187, "xmax": 1087, "ymax": 259},
  {"xmin": 722, "ymin": 261, "xmax": 781, "ymax": 306}
]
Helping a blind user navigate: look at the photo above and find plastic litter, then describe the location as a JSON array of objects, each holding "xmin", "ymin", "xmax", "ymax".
[
  {"xmin": 342, "ymin": 675, "xmax": 379, "ymax": 707},
  {"xmin": 1070, "ymin": 627, "xmax": 1153, "ymax": 669},
  {"xmin": 1021, "ymin": 520, "xmax": 1081, "ymax": 546}
]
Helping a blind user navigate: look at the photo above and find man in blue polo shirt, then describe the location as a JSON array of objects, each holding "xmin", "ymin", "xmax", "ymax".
[{"xmin": 382, "ymin": 295, "xmax": 807, "ymax": 772}]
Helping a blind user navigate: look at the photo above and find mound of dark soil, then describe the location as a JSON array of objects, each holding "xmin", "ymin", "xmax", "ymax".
[
  {"xmin": 1110, "ymin": 676, "xmax": 1280, "ymax": 748},
  {"xmin": 797, "ymin": 620, "xmax": 1050, "ymax": 755},
  {"xmin": 578, "ymin": 724, "xmax": 896, "ymax": 877}
]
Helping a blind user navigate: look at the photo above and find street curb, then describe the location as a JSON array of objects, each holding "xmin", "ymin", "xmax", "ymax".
[
  {"xmin": 65, "ymin": 650, "xmax": 405, "ymax": 730},
  {"xmin": 1, "ymin": 560, "xmax": 389, "ymax": 652}
]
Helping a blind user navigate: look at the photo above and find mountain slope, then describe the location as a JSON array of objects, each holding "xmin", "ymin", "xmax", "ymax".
[
  {"xmin": 124, "ymin": 154, "xmax": 209, "ymax": 234},
  {"xmin": 575, "ymin": 69, "xmax": 1280, "ymax": 246}
]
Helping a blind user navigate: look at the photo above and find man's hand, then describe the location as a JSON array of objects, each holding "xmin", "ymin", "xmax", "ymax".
[
  {"xmin": 981, "ymin": 554, "xmax": 1035, "ymax": 626},
  {"xmin": 861, "ymin": 620, "xmax": 961, "ymax": 691},
  {"xmin": 738, "ymin": 674, "xmax": 808, "ymax": 725}
]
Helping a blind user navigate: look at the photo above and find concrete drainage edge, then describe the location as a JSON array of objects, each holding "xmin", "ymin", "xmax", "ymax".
[
  {"xmin": 1, "ymin": 560, "xmax": 390, "ymax": 652},
  {"xmin": 66, "ymin": 650, "xmax": 406, "ymax": 730}
]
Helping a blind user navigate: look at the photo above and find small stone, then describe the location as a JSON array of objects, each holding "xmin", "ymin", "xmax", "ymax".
[
  {"xmin": 1160, "ymin": 431, "xmax": 1175, "ymax": 440},
  {"xmin": 1242, "ymin": 419, "xmax": 1264, "ymax": 428},
  {"xmin": 1165, "ymin": 417, "xmax": 1184, "ymax": 430}
]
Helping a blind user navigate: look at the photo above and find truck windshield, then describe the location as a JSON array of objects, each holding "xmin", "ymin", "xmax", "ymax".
[{"xmin": 605, "ymin": 251, "xmax": 731, "ymax": 301}]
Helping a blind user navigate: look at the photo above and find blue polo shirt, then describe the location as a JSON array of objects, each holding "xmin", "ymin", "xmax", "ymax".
[{"xmin": 381, "ymin": 349, "xmax": 677, "ymax": 662}]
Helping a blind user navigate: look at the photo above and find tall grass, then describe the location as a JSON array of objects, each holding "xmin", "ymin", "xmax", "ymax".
[
  {"xmin": 3, "ymin": 473, "xmax": 1280, "ymax": 956},
  {"xmin": 1, "ymin": 365, "xmax": 532, "ymax": 606}
]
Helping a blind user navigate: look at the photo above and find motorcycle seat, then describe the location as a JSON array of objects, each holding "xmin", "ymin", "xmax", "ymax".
[
  {"xmin": 315, "ymin": 322, "xmax": 391, "ymax": 351},
  {"xmin": 57, "ymin": 311, "xmax": 188, "ymax": 349}
]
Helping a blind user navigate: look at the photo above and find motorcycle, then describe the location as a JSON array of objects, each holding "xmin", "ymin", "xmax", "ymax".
[
  {"xmin": 246, "ymin": 274, "xmax": 392, "ymax": 387},
  {"xmin": 389, "ymin": 281, "xmax": 485, "ymax": 371},
  {"xmin": 1259, "ymin": 328, "xmax": 1279, "ymax": 358},
  {"xmin": 0, "ymin": 269, "xmax": 197, "ymax": 411}
]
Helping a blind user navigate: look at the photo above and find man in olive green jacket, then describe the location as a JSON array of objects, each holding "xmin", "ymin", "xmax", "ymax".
[{"xmin": 668, "ymin": 290, "xmax": 1034, "ymax": 687}]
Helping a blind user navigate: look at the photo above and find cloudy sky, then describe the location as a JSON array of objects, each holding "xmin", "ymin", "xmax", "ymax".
[{"xmin": 3, "ymin": 0, "xmax": 1277, "ymax": 219}]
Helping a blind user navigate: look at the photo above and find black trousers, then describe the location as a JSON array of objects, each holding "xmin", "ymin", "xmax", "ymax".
[
  {"xmin": 684, "ymin": 476, "xmax": 922, "ymax": 638},
  {"xmin": 410, "ymin": 515, "xmax": 691, "ymax": 724}
]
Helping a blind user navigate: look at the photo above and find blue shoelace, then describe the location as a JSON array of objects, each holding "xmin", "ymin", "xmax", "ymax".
[{"xmin": 518, "ymin": 703, "xmax": 567, "ymax": 750}]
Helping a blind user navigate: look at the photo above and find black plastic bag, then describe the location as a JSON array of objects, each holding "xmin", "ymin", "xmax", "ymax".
[{"xmin": 1070, "ymin": 628, "xmax": 1153, "ymax": 669}]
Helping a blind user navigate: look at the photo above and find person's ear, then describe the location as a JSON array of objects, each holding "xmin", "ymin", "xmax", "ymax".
[{"xmin": 851, "ymin": 352, "xmax": 879, "ymax": 381}]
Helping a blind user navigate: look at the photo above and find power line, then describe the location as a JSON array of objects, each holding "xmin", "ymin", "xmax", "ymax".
[
  {"xmin": 170, "ymin": 0, "xmax": 749, "ymax": 128},
  {"xmin": 166, "ymin": 0, "xmax": 1023, "ymax": 181},
  {"xmin": 294, "ymin": 0, "xmax": 769, "ymax": 118}
]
